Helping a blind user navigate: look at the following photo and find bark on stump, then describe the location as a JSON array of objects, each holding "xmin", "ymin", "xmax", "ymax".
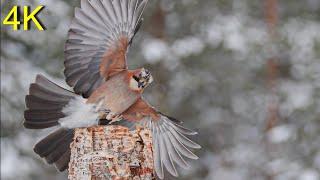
[{"xmin": 68, "ymin": 126, "xmax": 155, "ymax": 180}]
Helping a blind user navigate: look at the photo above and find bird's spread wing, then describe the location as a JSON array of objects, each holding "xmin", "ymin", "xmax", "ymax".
[
  {"xmin": 64, "ymin": 0, "xmax": 148, "ymax": 98},
  {"xmin": 118, "ymin": 98, "xmax": 201, "ymax": 179}
]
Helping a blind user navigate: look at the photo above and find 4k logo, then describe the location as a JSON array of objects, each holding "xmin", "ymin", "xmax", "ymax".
[{"xmin": 2, "ymin": 6, "xmax": 45, "ymax": 31}]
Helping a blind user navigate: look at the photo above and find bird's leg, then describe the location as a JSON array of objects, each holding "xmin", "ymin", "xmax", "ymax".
[
  {"xmin": 105, "ymin": 112, "xmax": 123, "ymax": 123},
  {"xmin": 97, "ymin": 109, "xmax": 112, "ymax": 125},
  {"xmin": 93, "ymin": 100, "xmax": 123, "ymax": 124},
  {"xmin": 110, "ymin": 114, "xmax": 123, "ymax": 123},
  {"xmin": 98, "ymin": 112, "xmax": 123, "ymax": 125}
]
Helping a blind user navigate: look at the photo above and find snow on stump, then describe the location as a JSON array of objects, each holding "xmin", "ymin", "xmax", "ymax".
[{"xmin": 68, "ymin": 126, "xmax": 155, "ymax": 180}]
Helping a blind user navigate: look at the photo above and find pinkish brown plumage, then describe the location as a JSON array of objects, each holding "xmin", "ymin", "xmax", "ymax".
[
  {"xmin": 23, "ymin": 0, "xmax": 200, "ymax": 179},
  {"xmin": 87, "ymin": 70, "xmax": 142, "ymax": 115}
]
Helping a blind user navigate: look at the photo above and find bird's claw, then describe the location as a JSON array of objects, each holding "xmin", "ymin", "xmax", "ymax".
[
  {"xmin": 96, "ymin": 108, "xmax": 122, "ymax": 124},
  {"xmin": 110, "ymin": 114, "xmax": 123, "ymax": 123}
]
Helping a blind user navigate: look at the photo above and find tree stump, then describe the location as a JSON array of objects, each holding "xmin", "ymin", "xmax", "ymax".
[{"xmin": 68, "ymin": 126, "xmax": 155, "ymax": 180}]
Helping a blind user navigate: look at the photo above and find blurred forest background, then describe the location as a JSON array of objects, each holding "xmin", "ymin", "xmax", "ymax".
[{"xmin": 1, "ymin": 0, "xmax": 320, "ymax": 179}]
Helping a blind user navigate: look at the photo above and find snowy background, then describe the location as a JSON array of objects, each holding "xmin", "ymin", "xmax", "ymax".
[{"xmin": 1, "ymin": 0, "xmax": 320, "ymax": 179}]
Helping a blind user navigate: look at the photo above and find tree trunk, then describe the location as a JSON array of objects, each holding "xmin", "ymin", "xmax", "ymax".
[{"xmin": 68, "ymin": 126, "xmax": 155, "ymax": 180}]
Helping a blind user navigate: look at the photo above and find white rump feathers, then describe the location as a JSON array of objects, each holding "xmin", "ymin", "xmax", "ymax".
[{"xmin": 58, "ymin": 96, "xmax": 99, "ymax": 128}]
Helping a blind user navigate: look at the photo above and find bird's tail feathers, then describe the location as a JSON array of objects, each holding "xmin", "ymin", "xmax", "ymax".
[
  {"xmin": 24, "ymin": 74, "xmax": 100, "ymax": 129},
  {"xmin": 24, "ymin": 74, "xmax": 76, "ymax": 129},
  {"xmin": 33, "ymin": 128, "xmax": 74, "ymax": 171}
]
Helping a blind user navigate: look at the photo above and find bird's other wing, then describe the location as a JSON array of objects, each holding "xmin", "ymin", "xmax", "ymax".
[
  {"xmin": 117, "ymin": 98, "xmax": 201, "ymax": 179},
  {"xmin": 64, "ymin": 0, "xmax": 148, "ymax": 98}
]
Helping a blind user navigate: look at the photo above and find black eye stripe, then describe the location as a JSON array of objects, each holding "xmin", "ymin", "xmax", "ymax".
[{"xmin": 133, "ymin": 75, "xmax": 140, "ymax": 82}]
